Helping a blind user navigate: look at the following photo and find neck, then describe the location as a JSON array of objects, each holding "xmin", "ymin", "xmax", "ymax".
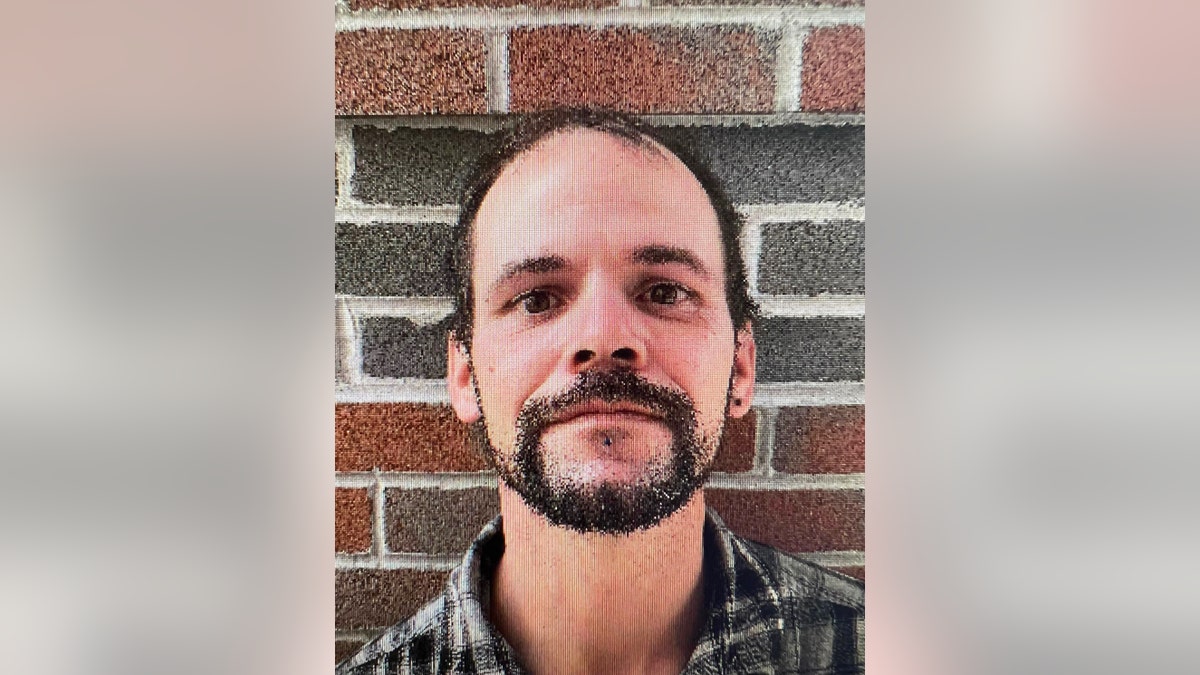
[{"xmin": 490, "ymin": 486, "xmax": 708, "ymax": 675}]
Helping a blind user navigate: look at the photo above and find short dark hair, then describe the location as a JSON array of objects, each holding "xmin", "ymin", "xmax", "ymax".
[{"xmin": 448, "ymin": 108, "xmax": 758, "ymax": 348}]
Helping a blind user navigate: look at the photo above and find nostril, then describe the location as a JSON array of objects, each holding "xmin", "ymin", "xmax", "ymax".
[
  {"xmin": 574, "ymin": 349, "xmax": 596, "ymax": 365},
  {"xmin": 612, "ymin": 347, "xmax": 636, "ymax": 361}
]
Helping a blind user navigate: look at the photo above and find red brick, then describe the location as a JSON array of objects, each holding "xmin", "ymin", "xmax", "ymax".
[
  {"xmin": 351, "ymin": 0, "xmax": 609, "ymax": 7},
  {"xmin": 832, "ymin": 566, "xmax": 864, "ymax": 581},
  {"xmin": 773, "ymin": 406, "xmax": 864, "ymax": 474},
  {"xmin": 336, "ymin": 29, "xmax": 487, "ymax": 115},
  {"xmin": 386, "ymin": 488, "xmax": 500, "ymax": 554},
  {"xmin": 802, "ymin": 26, "xmax": 865, "ymax": 112},
  {"xmin": 336, "ymin": 488, "xmax": 373, "ymax": 553},
  {"xmin": 706, "ymin": 488, "xmax": 863, "ymax": 552},
  {"xmin": 509, "ymin": 27, "xmax": 776, "ymax": 113},
  {"xmin": 336, "ymin": 569, "xmax": 448, "ymax": 629},
  {"xmin": 711, "ymin": 409, "xmax": 756, "ymax": 473},
  {"xmin": 335, "ymin": 403, "xmax": 488, "ymax": 472}
]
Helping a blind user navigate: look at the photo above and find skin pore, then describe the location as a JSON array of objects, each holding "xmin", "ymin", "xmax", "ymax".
[{"xmin": 447, "ymin": 128, "xmax": 755, "ymax": 674}]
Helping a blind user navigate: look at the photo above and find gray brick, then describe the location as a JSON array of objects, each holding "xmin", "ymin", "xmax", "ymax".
[
  {"xmin": 353, "ymin": 126, "xmax": 497, "ymax": 205},
  {"xmin": 386, "ymin": 487, "xmax": 500, "ymax": 554},
  {"xmin": 336, "ymin": 222, "xmax": 455, "ymax": 296},
  {"xmin": 756, "ymin": 317, "xmax": 863, "ymax": 382},
  {"xmin": 350, "ymin": 122, "xmax": 862, "ymax": 207},
  {"xmin": 335, "ymin": 569, "xmax": 447, "ymax": 629},
  {"xmin": 361, "ymin": 317, "xmax": 861, "ymax": 382},
  {"xmin": 361, "ymin": 317, "xmax": 453, "ymax": 379},
  {"xmin": 758, "ymin": 220, "xmax": 865, "ymax": 295},
  {"xmin": 657, "ymin": 124, "xmax": 864, "ymax": 203}
]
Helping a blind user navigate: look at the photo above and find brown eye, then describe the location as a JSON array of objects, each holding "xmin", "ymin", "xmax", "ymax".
[
  {"xmin": 520, "ymin": 290, "xmax": 557, "ymax": 314},
  {"xmin": 646, "ymin": 284, "xmax": 681, "ymax": 305}
]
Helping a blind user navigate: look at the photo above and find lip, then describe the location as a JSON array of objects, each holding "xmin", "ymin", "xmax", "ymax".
[{"xmin": 549, "ymin": 400, "xmax": 663, "ymax": 425}]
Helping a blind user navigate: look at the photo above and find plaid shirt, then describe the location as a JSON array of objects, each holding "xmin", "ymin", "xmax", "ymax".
[{"xmin": 338, "ymin": 509, "xmax": 864, "ymax": 674}]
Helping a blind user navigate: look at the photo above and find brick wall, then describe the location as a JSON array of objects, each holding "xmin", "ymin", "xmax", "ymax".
[{"xmin": 334, "ymin": 1, "xmax": 864, "ymax": 664}]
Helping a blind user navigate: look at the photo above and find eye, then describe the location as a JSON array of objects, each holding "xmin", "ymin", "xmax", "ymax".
[
  {"xmin": 645, "ymin": 283, "xmax": 684, "ymax": 305},
  {"xmin": 516, "ymin": 289, "xmax": 560, "ymax": 315}
]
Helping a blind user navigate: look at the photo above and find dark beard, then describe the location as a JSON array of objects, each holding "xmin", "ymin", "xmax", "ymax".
[{"xmin": 477, "ymin": 369, "xmax": 716, "ymax": 535}]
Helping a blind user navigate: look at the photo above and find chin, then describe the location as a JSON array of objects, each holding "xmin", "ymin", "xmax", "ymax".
[{"xmin": 501, "ymin": 452, "xmax": 711, "ymax": 535}]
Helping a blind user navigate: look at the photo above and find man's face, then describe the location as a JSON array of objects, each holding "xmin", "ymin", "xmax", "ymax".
[{"xmin": 447, "ymin": 129, "xmax": 755, "ymax": 534}]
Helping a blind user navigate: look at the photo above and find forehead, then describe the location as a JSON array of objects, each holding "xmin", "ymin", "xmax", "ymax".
[{"xmin": 470, "ymin": 128, "xmax": 723, "ymax": 278}]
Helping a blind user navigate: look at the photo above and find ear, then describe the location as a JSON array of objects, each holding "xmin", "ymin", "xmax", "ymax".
[
  {"xmin": 728, "ymin": 323, "xmax": 756, "ymax": 419},
  {"xmin": 447, "ymin": 332, "xmax": 482, "ymax": 424}
]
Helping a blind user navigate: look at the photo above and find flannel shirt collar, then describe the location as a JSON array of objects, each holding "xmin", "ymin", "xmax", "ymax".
[{"xmin": 442, "ymin": 508, "xmax": 786, "ymax": 673}]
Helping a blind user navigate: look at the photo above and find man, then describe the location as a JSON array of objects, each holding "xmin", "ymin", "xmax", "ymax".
[{"xmin": 338, "ymin": 109, "xmax": 864, "ymax": 674}]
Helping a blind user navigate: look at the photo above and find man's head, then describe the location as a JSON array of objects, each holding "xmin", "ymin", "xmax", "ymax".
[{"xmin": 445, "ymin": 109, "xmax": 757, "ymax": 534}]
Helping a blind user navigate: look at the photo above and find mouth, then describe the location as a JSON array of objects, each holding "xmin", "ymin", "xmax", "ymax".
[{"xmin": 548, "ymin": 400, "xmax": 664, "ymax": 426}]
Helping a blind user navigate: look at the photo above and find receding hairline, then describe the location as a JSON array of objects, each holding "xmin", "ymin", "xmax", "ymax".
[
  {"xmin": 476, "ymin": 125, "xmax": 683, "ymax": 203},
  {"xmin": 468, "ymin": 125, "xmax": 713, "ymax": 239}
]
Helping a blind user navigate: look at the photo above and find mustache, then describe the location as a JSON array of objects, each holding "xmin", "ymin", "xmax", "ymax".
[{"xmin": 515, "ymin": 369, "xmax": 696, "ymax": 433}]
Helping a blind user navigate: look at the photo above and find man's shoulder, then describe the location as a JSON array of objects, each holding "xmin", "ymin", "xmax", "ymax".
[
  {"xmin": 702, "ymin": 523, "xmax": 865, "ymax": 673},
  {"xmin": 336, "ymin": 594, "xmax": 448, "ymax": 675},
  {"xmin": 729, "ymin": 533, "xmax": 864, "ymax": 615}
]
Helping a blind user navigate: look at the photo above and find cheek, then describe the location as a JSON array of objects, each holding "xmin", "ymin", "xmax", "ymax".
[
  {"xmin": 653, "ymin": 330, "xmax": 735, "ymax": 392},
  {"xmin": 472, "ymin": 334, "xmax": 556, "ymax": 419}
]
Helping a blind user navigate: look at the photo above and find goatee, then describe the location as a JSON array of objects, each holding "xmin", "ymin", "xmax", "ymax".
[{"xmin": 476, "ymin": 369, "xmax": 717, "ymax": 534}]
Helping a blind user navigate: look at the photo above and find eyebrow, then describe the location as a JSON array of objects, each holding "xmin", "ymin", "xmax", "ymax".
[
  {"xmin": 631, "ymin": 245, "xmax": 710, "ymax": 277},
  {"xmin": 488, "ymin": 246, "xmax": 709, "ymax": 294},
  {"xmin": 491, "ymin": 255, "xmax": 569, "ymax": 291}
]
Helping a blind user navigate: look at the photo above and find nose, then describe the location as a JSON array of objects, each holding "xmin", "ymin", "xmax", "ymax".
[{"xmin": 568, "ymin": 280, "xmax": 646, "ymax": 372}]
